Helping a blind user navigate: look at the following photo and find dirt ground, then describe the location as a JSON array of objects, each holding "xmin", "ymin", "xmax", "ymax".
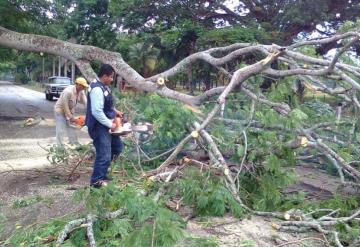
[
  {"xmin": 0, "ymin": 118, "xmax": 91, "ymax": 241},
  {"xmin": 0, "ymin": 82, "xmax": 355, "ymax": 246}
]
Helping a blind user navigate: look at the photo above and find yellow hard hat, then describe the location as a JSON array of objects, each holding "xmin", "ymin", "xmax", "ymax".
[{"xmin": 75, "ymin": 77, "xmax": 89, "ymax": 87}]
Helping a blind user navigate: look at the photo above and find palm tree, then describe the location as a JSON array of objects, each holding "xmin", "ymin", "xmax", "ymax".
[{"xmin": 128, "ymin": 41, "xmax": 160, "ymax": 78}]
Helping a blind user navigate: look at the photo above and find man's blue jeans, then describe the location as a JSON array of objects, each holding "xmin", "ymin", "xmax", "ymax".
[{"xmin": 90, "ymin": 125, "xmax": 123, "ymax": 185}]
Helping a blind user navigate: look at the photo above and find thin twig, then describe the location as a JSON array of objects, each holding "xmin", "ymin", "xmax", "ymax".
[
  {"xmin": 131, "ymin": 133, "xmax": 144, "ymax": 173},
  {"xmin": 151, "ymin": 218, "xmax": 156, "ymax": 247},
  {"xmin": 66, "ymin": 149, "xmax": 92, "ymax": 181},
  {"xmin": 143, "ymin": 147, "xmax": 176, "ymax": 162},
  {"xmin": 236, "ymin": 130, "xmax": 248, "ymax": 191}
]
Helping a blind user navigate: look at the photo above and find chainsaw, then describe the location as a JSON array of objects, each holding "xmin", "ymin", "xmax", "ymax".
[
  {"xmin": 110, "ymin": 114, "xmax": 153, "ymax": 136},
  {"xmin": 110, "ymin": 122, "xmax": 153, "ymax": 136},
  {"xmin": 70, "ymin": 115, "xmax": 153, "ymax": 136}
]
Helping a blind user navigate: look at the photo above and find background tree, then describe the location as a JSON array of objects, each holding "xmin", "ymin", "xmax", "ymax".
[
  {"xmin": 109, "ymin": 0, "xmax": 360, "ymax": 45},
  {"xmin": 58, "ymin": 0, "xmax": 117, "ymax": 49},
  {"xmin": 0, "ymin": 0, "xmax": 55, "ymax": 81}
]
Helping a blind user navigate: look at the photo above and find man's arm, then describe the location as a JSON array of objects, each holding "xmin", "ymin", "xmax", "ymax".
[
  {"xmin": 63, "ymin": 91, "xmax": 73, "ymax": 121},
  {"xmin": 90, "ymin": 87, "xmax": 113, "ymax": 128},
  {"xmin": 80, "ymin": 91, "xmax": 87, "ymax": 107}
]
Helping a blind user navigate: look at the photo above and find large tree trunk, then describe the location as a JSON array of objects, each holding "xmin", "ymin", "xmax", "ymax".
[{"xmin": 0, "ymin": 26, "xmax": 359, "ymax": 109}]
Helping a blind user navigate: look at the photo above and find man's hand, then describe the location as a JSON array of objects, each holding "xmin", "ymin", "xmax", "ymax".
[
  {"xmin": 115, "ymin": 110, "xmax": 123, "ymax": 117},
  {"xmin": 67, "ymin": 116, "xmax": 76, "ymax": 124},
  {"xmin": 110, "ymin": 122, "xmax": 117, "ymax": 132}
]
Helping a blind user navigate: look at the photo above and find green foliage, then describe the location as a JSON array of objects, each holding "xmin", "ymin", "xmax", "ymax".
[
  {"xmin": 46, "ymin": 144, "xmax": 70, "ymax": 164},
  {"xmin": 300, "ymin": 196, "xmax": 360, "ymax": 245},
  {"xmin": 3, "ymin": 2, "xmax": 360, "ymax": 246},
  {"xmin": 158, "ymin": 20, "xmax": 204, "ymax": 47},
  {"xmin": 256, "ymin": 108, "xmax": 283, "ymax": 127},
  {"xmin": 279, "ymin": 192, "xmax": 307, "ymax": 211},
  {"xmin": 115, "ymin": 34, "xmax": 143, "ymax": 63},
  {"xmin": 126, "ymin": 41, "xmax": 161, "ymax": 77},
  {"xmin": 182, "ymin": 237, "xmax": 218, "ymax": 247},
  {"xmin": 0, "ymin": 0, "xmax": 52, "ymax": 32},
  {"xmin": 267, "ymin": 79, "xmax": 293, "ymax": 102},
  {"xmin": 270, "ymin": 194, "xmax": 360, "ymax": 246},
  {"xmin": 14, "ymin": 72, "xmax": 30, "ymax": 84},
  {"xmin": 6, "ymin": 184, "xmax": 190, "ymax": 247},
  {"xmin": 46, "ymin": 143, "xmax": 91, "ymax": 165},
  {"xmin": 176, "ymin": 168, "xmax": 244, "ymax": 217},
  {"xmin": 4, "ymin": 219, "xmax": 67, "ymax": 246},
  {"xmin": 297, "ymin": 46, "xmax": 318, "ymax": 57},
  {"xmin": 198, "ymin": 25, "xmax": 270, "ymax": 48},
  {"xmin": 203, "ymin": 94, "xmax": 300, "ymax": 211},
  {"xmin": 108, "ymin": 0, "xmax": 360, "ymax": 45},
  {"xmin": 339, "ymin": 18, "xmax": 360, "ymax": 33},
  {"xmin": 317, "ymin": 196, "xmax": 360, "ymax": 217},
  {"xmin": 66, "ymin": 227, "xmax": 87, "ymax": 246},
  {"xmin": 123, "ymin": 208, "xmax": 185, "ymax": 247},
  {"xmin": 241, "ymin": 165, "xmax": 296, "ymax": 211},
  {"xmin": 73, "ymin": 185, "xmax": 187, "ymax": 247},
  {"xmin": 13, "ymin": 51, "xmax": 42, "ymax": 83},
  {"xmin": 303, "ymin": 100, "xmax": 334, "ymax": 117},
  {"xmin": 12, "ymin": 195, "xmax": 43, "ymax": 209},
  {"xmin": 238, "ymin": 129, "xmax": 297, "ymax": 211},
  {"xmin": 98, "ymin": 218, "xmax": 133, "ymax": 239},
  {"xmin": 117, "ymin": 93, "xmax": 194, "ymax": 161},
  {"xmin": 286, "ymin": 108, "xmax": 308, "ymax": 129},
  {"xmin": 60, "ymin": 0, "xmax": 117, "ymax": 50},
  {"xmin": 0, "ymin": 0, "xmax": 57, "ymax": 78}
]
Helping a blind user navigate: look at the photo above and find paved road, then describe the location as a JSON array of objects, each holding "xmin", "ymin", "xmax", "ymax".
[
  {"xmin": 0, "ymin": 81, "xmax": 89, "ymax": 172},
  {"xmin": 0, "ymin": 80, "xmax": 56, "ymax": 119}
]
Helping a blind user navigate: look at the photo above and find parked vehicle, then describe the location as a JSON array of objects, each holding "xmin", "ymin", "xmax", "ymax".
[{"xmin": 45, "ymin": 76, "xmax": 72, "ymax": 100}]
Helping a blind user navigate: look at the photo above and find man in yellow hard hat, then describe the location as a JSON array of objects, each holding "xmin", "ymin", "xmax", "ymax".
[{"xmin": 54, "ymin": 77, "xmax": 88, "ymax": 146}]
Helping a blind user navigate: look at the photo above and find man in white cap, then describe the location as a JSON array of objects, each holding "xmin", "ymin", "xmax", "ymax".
[{"xmin": 54, "ymin": 77, "xmax": 88, "ymax": 146}]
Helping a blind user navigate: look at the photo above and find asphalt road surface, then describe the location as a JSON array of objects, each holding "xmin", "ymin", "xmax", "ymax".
[
  {"xmin": 0, "ymin": 81, "xmax": 89, "ymax": 172},
  {"xmin": 0, "ymin": 80, "xmax": 55, "ymax": 119}
]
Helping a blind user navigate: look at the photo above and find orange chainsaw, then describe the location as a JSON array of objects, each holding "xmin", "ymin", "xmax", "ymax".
[{"xmin": 70, "ymin": 115, "xmax": 153, "ymax": 136}]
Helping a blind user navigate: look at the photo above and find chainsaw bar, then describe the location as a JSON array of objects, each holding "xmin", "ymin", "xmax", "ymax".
[
  {"xmin": 110, "ymin": 122, "xmax": 153, "ymax": 136},
  {"xmin": 70, "ymin": 122, "xmax": 153, "ymax": 136}
]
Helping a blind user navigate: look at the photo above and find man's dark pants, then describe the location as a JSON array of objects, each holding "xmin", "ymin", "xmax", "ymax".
[{"xmin": 90, "ymin": 124, "xmax": 123, "ymax": 185}]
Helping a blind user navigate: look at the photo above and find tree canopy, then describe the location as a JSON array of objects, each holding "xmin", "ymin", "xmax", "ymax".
[{"xmin": 109, "ymin": 0, "xmax": 360, "ymax": 44}]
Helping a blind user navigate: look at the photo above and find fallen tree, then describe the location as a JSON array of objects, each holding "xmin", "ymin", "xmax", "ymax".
[{"xmin": 1, "ymin": 26, "xmax": 360, "ymax": 246}]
